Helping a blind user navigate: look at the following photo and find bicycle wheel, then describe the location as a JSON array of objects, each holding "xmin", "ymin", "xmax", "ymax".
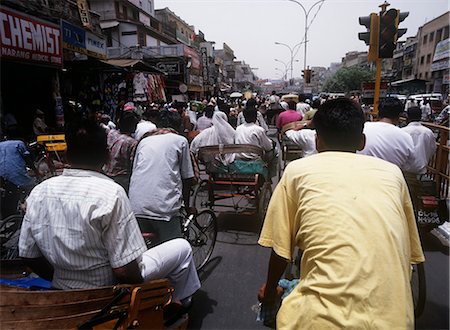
[
  {"xmin": 258, "ymin": 182, "xmax": 273, "ymax": 223},
  {"xmin": 184, "ymin": 209, "xmax": 217, "ymax": 271},
  {"xmin": 411, "ymin": 262, "xmax": 426, "ymax": 318},
  {"xmin": 0, "ymin": 214, "xmax": 23, "ymax": 260},
  {"xmin": 35, "ymin": 156, "xmax": 56, "ymax": 180},
  {"xmin": 193, "ymin": 180, "xmax": 212, "ymax": 210}
]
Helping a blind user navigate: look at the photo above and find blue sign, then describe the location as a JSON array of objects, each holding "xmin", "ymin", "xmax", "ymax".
[{"xmin": 61, "ymin": 20, "xmax": 85, "ymax": 50}]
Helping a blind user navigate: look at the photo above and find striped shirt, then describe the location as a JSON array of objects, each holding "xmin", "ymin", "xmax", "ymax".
[{"xmin": 19, "ymin": 169, "xmax": 147, "ymax": 289}]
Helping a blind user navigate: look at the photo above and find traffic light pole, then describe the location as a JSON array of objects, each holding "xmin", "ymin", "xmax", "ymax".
[{"xmin": 373, "ymin": 58, "xmax": 382, "ymax": 116}]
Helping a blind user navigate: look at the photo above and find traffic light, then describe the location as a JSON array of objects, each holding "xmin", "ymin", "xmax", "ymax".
[
  {"xmin": 378, "ymin": 8, "xmax": 408, "ymax": 58},
  {"xmin": 358, "ymin": 13, "xmax": 379, "ymax": 61},
  {"xmin": 304, "ymin": 69, "xmax": 312, "ymax": 84}
]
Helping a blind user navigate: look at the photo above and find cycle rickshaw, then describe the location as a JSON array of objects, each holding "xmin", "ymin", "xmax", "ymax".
[{"xmin": 192, "ymin": 144, "xmax": 273, "ymax": 222}]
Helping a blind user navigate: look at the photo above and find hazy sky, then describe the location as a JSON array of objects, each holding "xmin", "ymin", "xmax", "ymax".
[{"xmin": 155, "ymin": 0, "xmax": 449, "ymax": 79}]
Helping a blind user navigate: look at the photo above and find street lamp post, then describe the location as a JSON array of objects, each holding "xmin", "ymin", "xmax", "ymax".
[
  {"xmin": 287, "ymin": 0, "xmax": 325, "ymax": 73},
  {"xmin": 274, "ymin": 59, "xmax": 289, "ymax": 80},
  {"xmin": 274, "ymin": 41, "xmax": 304, "ymax": 80},
  {"xmin": 275, "ymin": 67, "xmax": 287, "ymax": 80}
]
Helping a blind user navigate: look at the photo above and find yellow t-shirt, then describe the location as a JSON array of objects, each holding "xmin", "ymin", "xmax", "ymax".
[{"xmin": 259, "ymin": 152, "xmax": 424, "ymax": 330}]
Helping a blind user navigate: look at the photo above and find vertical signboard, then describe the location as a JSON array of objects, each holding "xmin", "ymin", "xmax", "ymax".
[
  {"xmin": 77, "ymin": 0, "xmax": 92, "ymax": 29},
  {"xmin": 200, "ymin": 47, "xmax": 209, "ymax": 86},
  {"xmin": 0, "ymin": 7, "xmax": 62, "ymax": 67}
]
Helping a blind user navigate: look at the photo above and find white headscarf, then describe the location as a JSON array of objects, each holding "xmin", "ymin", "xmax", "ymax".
[{"xmin": 191, "ymin": 112, "xmax": 236, "ymax": 164}]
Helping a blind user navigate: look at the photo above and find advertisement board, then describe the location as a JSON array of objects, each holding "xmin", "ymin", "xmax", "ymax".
[
  {"xmin": 0, "ymin": 7, "xmax": 62, "ymax": 67},
  {"xmin": 61, "ymin": 20, "xmax": 106, "ymax": 59}
]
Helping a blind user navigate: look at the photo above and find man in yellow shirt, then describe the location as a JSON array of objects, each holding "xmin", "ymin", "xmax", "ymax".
[{"xmin": 258, "ymin": 98, "xmax": 424, "ymax": 329}]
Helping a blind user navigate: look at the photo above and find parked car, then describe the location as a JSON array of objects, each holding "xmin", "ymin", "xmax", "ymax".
[{"xmin": 434, "ymin": 105, "xmax": 449, "ymax": 125}]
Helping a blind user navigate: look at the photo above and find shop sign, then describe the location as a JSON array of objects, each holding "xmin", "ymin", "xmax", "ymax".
[
  {"xmin": 86, "ymin": 31, "xmax": 106, "ymax": 59},
  {"xmin": 156, "ymin": 61, "xmax": 180, "ymax": 74},
  {"xmin": 433, "ymin": 38, "xmax": 450, "ymax": 62},
  {"xmin": 77, "ymin": 0, "xmax": 92, "ymax": 29},
  {"xmin": 61, "ymin": 20, "xmax": 106, "ymax": 59},
  {"xmin": 0, "ymin": 7, "xmax": 62, "ymax": 67},
  {"xmin": 183, "ymin": 45, "xmax": 200, "ymax": 69},
  {"xmin": 443, "ymin": 73, "xmax": 449, "ymax": 85},
  {"xmin": 431, "ymin": 59, "xmax": 449, "ymax": 72},
  {"xmin": 200, "ymin": 47, "xmax": 209, "ymax": 85}
]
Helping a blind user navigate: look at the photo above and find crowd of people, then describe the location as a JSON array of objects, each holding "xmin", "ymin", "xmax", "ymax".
[{"xmin": 0, "ymin": 90, "xmax": 444, "ymax": 328}]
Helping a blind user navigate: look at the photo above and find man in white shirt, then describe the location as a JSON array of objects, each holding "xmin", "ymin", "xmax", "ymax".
[
  {"xmin": 285, "ymin": 125, "xmax": 317, "ymax": 157},
  {"xmin": 402, "ymin": 106, "xmax": 437, "ymax": 210},
  {"xmin": 420, "ymin": 98, "xmax": 432, "ymax": 121},
  {"xmin": 134, "ymin": 108, "xmax": 157, "ymax": 141},
  {"xmin": 235, "ymin": 107, "xmax": 275, "ymax": 160},
  {"xmin": 359, "ymin": 97, "xmax": 418, "ymax": 173},
  {"xmin": 296, "ymin": 95, "xmax": 311, "ymax": 117},
  {"xmin": 237, "ymin": 98, "xmax": 268, "ymax": 132},
  {"xmin": 129, "ymin": 111, "xmax": 195, "ymax": 246},
  {"xmin": 19, "ymin": 119, "xmax": 200, "ymax": 303}
]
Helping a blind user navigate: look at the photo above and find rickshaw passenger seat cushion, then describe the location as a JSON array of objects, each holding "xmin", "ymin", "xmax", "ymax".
[{"xmin": 208, "ymin": 159, "xmax": 269, "ymax": 181}]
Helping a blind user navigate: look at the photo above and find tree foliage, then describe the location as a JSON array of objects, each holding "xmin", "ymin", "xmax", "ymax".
[{"xmin": 323, "ymin": 67, "xmax": 374, "ymax": 93}]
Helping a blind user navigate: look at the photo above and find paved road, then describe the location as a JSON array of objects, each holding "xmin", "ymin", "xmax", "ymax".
[{"xmin": 187, "ymin": 129, "xmax": 449, "ymax": 329}]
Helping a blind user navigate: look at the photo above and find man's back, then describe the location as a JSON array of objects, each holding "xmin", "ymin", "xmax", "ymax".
[
  {"xmin": 134, "ymin": 120, "xmax": 157, "ymax": 141},
  {"xmin": 259, "ymin": 152, "xmax": 424, "ymax": 329},
  {"xmin": 19, "ymin": 169, "xmax": 147, "ymax": 289},
  {"xmin": 0, "ymin": 140, "xmax": 33, "ymax": 188},
  {"xmin": 129, "ymin": 133, "xmax": 193, "ymax": 220},
  {"xmin": 360, "ymin": 121, "xmax": 415, "ymax": 171},
  {"xmin": 276, "ymin": 110, "xmax": 302, "ymax": 130},
  {"xmin": 402, "ymin": 122, "xmax": 436, "ymax": 174},
  {"xmin": 235, "ymin": 123, "xmax": 272, "ymax": 160}
]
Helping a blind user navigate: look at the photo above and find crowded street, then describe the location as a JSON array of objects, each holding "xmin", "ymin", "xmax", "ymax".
[{"xmin": 1, "ymin": 0, "xmax": 449, "ymax": 329}]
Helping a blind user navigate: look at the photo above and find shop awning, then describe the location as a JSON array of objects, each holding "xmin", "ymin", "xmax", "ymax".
[
  {"xmin": 390, "ymin": 78, "xmax": 428, "ymax": 86},
  {"xmin": 100, "ymin": 59, "xmax": 165, "ymax": 74},
  {"xmin": 100, "ymin": 21, "xmax": 119, "ymax": 29}
]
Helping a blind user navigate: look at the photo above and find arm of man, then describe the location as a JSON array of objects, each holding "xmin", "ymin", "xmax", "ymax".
[
  {"xmin": 259, "ymin": 250, "xmax": 289, "ymax": 303},
  {"xmin": 113, "ymin": 259, "xmax": 143, "ymax": 284},
  {"xmin": 22, "ymin": 256, "xmax": 54, "ymax": 281}
]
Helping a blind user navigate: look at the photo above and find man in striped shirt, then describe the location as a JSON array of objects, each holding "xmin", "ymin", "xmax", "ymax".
[{"xmin": 19, "ymin": 120, "xmax": 200, "ymax": 303}]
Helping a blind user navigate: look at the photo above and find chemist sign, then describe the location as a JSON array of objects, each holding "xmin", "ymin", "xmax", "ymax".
[{"xmin": 0, "ymin": 8, "xmax": 62, "ymax": 67}]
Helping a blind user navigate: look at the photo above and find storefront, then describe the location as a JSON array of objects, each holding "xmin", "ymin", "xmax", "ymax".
[{"xmin": 0, "ymin": 7, "xmax": 63, "ymax": 139}]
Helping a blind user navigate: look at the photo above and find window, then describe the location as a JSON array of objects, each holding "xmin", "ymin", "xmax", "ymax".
[
  {"xmin": 419, "ymin": 73, "xmax": 422, "ymax": 78},
  {"xmin": 106, "ymin": 30, "xmax": 113, "ymax": 47},
  {"xmin": 444, "ymin": 26, "xmax": 449, "ymax": 40},
  {"xmin": 436, "ymin": 28, "xmax": 442, "ymax": 41},
  {"xmin": 423, "ymin": 34, "xmax": 427, "ymax": 44},
  {"xmin": 122, "ymin": 5, "xmax": 128, "ymax": 19},
  {"xmin": 426, "ymin": 54, "xmax": 431, "ymax": 63},
  {"xmin": 121, "ymin": 31, "xmax": 137, "ymax": 36},
  {"xmin": 425, "ymin": 72, "xmax": 428, "ymax": 79},
  {"xmin": 132, "ymin": 9, "xmax": 139, "ymax": 20},
  {"xmin": 420, "ymin": 56, "xmax": 424, "ymax": 64},
  {"xmin": 429, "ymin": 31, "xmax": 434, "ymax": 42}
]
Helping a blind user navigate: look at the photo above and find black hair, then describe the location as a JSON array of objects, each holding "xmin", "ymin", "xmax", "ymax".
[
  {"xmin": 204, "ymin": 105, "xmax": 214, "ymax": 119},
  {"xmin": 246, "ymin": 98, "xmax": 257, "ymax": 108},
  {"xmin": 119, "ymin": 111, "xmax": 139, "ymax": 134},
  {"xmin": 312, "ymin": 98, "xmax": 321, "ymax": 109},
  {"xmin": 287, "ymin": 100, "xmax": 296, "ymax": 110},
  {"xmin": 407, "ymin": 106, "xmax": 421, "ymax": 122},
  {"xmin": 65, "ymin": 119, "xmax": 109, "ymax": 168},
  {"xmin": 271, "ymin": 90, "xmax": 276, "ymax": 95},
  {"xmin": 313, "ymin": 98, "xmax": 365, "ymax": 152},
  {"xmin": 158, "ymin": 110, "xmax": 182, "ymax": 131},
  {"xmin": 243, "ymin": 107, "xmax": 257, "ymax": 123},
  {"xmin": 378, "ymin": 97, "xmax": 403, "ymax": 119},
  {"xmin": 299, "ymin": 94, "xmax": 307, "ymax": 102}
]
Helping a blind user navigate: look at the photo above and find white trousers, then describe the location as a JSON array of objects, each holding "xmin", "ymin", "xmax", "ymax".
[{"xmin": 140, "ymin": 238, "xmax": 201, "ymax": 301}]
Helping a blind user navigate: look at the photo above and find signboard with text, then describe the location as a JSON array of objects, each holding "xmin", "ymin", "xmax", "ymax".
[
  {"xmin": 156, "ymin": 61, "xmax": 180, "ymax": 74},
  {"xmin": 61, "ymin": 20, "xmax": 106, "ymax": 59},
  {"xmin": 0, "ymin": 7, "xmax": 62, "ymax": 67},
  {"xmin": 200, "ymin": 47, "xmax": 209, "ymax": 86}
]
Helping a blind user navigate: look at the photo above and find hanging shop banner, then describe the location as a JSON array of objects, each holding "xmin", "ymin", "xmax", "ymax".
[
  {"xmin": 0, "ymin": 7, "xmax": 62, "ymax": 67},
  {"xmin": 61, "ymin": 20, "xmax": 106, "ymax": 59},
  {"xmin": 183, "ymin": 45, "xmax": 200, "ymax": 69},
  {"xmin": 77, "ymin": 0, "xmax": 92, "ymax": 29},
  {"xmin": 200, "ymin": 47, "xmax": 209, "ymax": 86}
]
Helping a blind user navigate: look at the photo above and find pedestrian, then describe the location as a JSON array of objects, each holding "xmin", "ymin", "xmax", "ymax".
[
  {"xmin": 129, "ymin": 110, "xmax": 195, "ymax": 246},
  {"xmin": 420, "ymin": 98, "xmax": 432, "ymax": 121},
  {"xmin": 402, "ymin": 106, "xmax": 437, "ymax": 209},
  {"xmin": 19, "ymin": 119, "xmax": 200, "ymax": 304},
  {"xmin": 103, "ymin": 111, "xmax": 139, "ymax": 193},
  {"xmin": 196, "ymin": 105, "xmax": 214, "ymax": 131},
  {"xmin": 33, "ymin": 109, "xmax": 47, "ymax": 136},
  {"xmin": 237, "ymin": 98, "xmax": 268, "ymax": 131},
  {"xmin": 258, "ymin": 97, "xmax": 424, "ymax": 329},
  {"xmin": 276, "ymin": 100, "xmax": 302, "ymax": 132},
  {"xmin": 359, "ymin": 97, "xmax": 419, "ymax": 173},
  {"xmin": 134, "ymin": 108, "xmax": 157, "ymax": 141},
  {"xmin": 295, "ymin": 94, "xmax": 311, "ymax": 117}
]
